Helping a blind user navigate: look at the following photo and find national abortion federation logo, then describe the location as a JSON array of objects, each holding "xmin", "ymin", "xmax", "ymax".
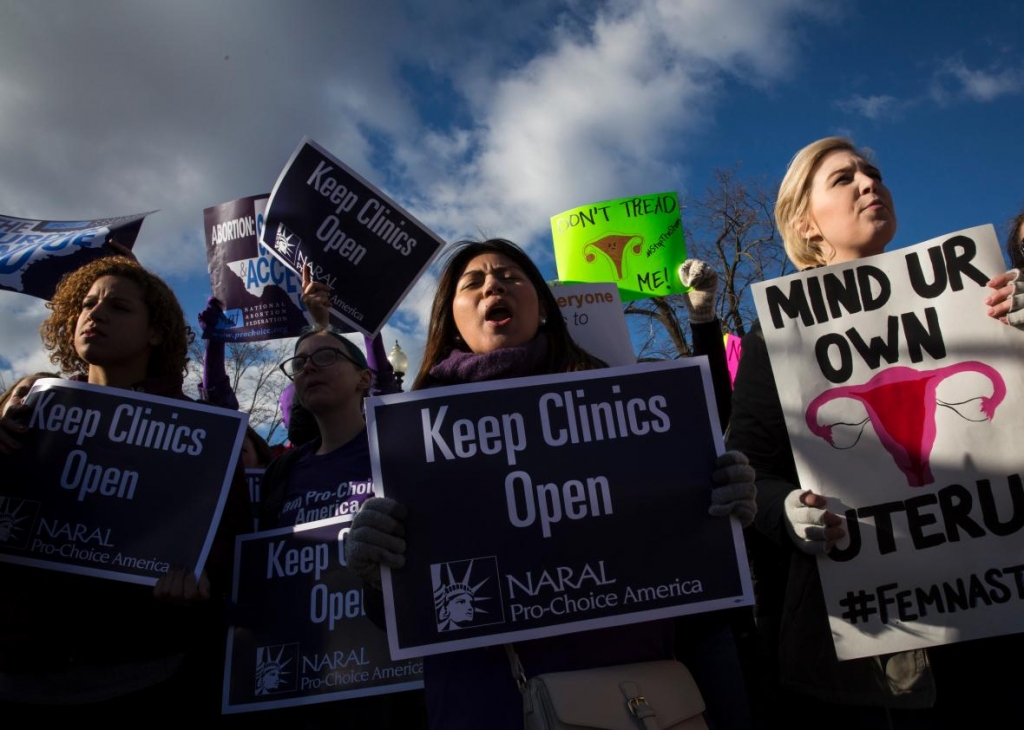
[
  {"xmin": 0, "ymin": 497, "xmax": 40, "ymax": 549},
  {"xmin": 431, "ymin": 557, "xmax": 504, "ymax": 633},
  {"xmin": 254, "ymin": 643, "xmax": 298, "ymax": 696}
]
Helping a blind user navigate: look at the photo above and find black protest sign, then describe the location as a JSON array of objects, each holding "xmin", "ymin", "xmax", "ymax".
[
  {"xmin": 204, "ymin": 195, "xmax": 310, "ymax": 342},
  {"xmin": 367, "ymin": 361, "xmax": 753, "ymax": 660},
  {"xmin": 260, "ymin": 138, "xmax": 444, "ymax": 337},
  {"xmin": 224, "ymin": 516, "xmax": 424, "ymax": 714},
  {"xmin": 0, "ymin": 212, "xmax": 151, "ymax": 300},
  {"xmin": 0, "ymin": 379, "xmax": 247, "ymax": 584}
]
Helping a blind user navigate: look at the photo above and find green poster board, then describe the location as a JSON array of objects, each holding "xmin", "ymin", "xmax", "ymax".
[{"xmin": 550, "ymin": 192, "xmax": 687, "ymax": 301}]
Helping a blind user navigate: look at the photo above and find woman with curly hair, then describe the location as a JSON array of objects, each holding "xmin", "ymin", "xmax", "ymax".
[
  {"xmin": 40, "ymin": 255, "xmax": 192, "ymax": 389},
  {"xmin": 0, "ymin": 256, "xmax": 249, "ymax": 722}
]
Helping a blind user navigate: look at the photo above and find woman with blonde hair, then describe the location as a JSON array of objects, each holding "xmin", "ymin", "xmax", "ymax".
[{"xmin": 729, "ymin": 137, "xmax": 1015, "ymax": 727}]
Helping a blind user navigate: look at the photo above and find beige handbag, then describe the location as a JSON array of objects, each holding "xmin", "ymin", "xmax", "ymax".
[{"xmin": 506, "ymin": 645, "xmax": 709, "ymax": 730}]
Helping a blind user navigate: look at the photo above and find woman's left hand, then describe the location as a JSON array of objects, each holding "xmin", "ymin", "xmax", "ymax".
[
  {"xmin": 301, "ymin": 264, "xmax": 331, "ymax": 327},
  {"xmin": 709, "ymin": 450, "xmax": 756, "ymax": 527},
  {"xmin": 985, "ymin": 269, "xmax": 1023, "ymax": 325}
]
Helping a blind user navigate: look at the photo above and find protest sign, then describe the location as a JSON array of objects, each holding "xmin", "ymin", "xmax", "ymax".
[
  {"xmin": 223, "ymin": 516, "xmax": 424, "ymax": 713},
  {"xmin": 367, "ymin": 361, "xmax": 752, "ymax": 660},
  {"xmin": 551, "ymin": 193, "xmax": 686, "ymax": 301},
  {"xmin": 260, "ymin": 138, "xmax": 444, "ymax": 337},
  {"xmin": 204, "ymin": 195, "xmax": 310, "ymax": 342},
  {"xmin": 552, "ymin": 282, "xmax": 635, "ymax": 366},
  {"xmin": 0, "ymin": 211, "xmax": 151, "ymax": 300},
  {"xmin": 0, "ymin": 379, "xmax": 247, "ymax": 585},
  {"xmin": 752, "ymin": 224, "xmax": 1024, "ymax": 660}
]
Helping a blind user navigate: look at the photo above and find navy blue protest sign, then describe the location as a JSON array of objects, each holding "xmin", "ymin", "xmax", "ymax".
[
  {"xmin": 224, "ymin": 516, "xmax": 424, "ymax": 714},
  {"xmin": 0, "ymin": 379, "xmax": 247, "ymax": 585},
  {"xmin": 367, "ymin": 360, "xmax": 753, "ymax": 660},
  {"xmin": 204, "ymin": 195, "xmax": 310, "ymax": 342},
  {"xmin": 0, "ymin": 212, "xmax": 151, "ymax": 300},
  {"xmin": 261, "ymin": 138, "xmax": 444, "ymax": 338}
]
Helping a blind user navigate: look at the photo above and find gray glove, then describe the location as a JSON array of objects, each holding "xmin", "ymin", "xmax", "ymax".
[
  {"xmin": 709, "ymin": 450, "xmax": 756, "ymax": 527},
  {"xmin": 783, "ymin": 489, "xmax": 831, "ymax": 554},
  {"xmin": 345, "ymin": 497, "xmax": 408, "ymax": 589},
  {"xmin": 678, "ymin": 259, "xmax": 719, "ymax": 324},
  {"xmin": 1006, "ymin": 270, "xmax": 1024, "ymax": 329}
]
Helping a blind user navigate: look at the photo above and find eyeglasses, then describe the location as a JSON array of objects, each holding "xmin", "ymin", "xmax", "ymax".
[{"xmin": 279, "ymin": 347, "xmax": 357, "ymax": 379}]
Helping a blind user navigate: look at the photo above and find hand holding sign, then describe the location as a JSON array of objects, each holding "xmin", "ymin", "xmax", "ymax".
[
  {"xmin": 345, "ymin": 497, "xmax": 408, "ymax": 589},
  {"xmin": 783, "ymin": 490, "xmax": 845, "ymax": 554},
  {"xmin": 984, "ymin": 268, "xmax": 1023, "ymax": 324},
  {"xmin": 154, "ymin": 566, "xmax": 211, "ymax": 603},
  {"xmin": 302, "ymin": 263, "xmax": 331, "ymax": 327},
  {"xmin": 709, "ymin": 450, "xmax": 756, "ymax": 527}
]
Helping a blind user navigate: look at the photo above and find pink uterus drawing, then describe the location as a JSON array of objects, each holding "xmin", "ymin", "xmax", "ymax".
[{"xmin": 805, "ymin": 362, "xmax": 1005, "ymax": 487}]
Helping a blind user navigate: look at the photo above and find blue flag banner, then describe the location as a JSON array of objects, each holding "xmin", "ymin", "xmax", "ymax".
[
  {"xmin": 367, "ymin": 360, "xmax": 753, "ymax": 660},
  {"xmin": 0, "ymin": 212, "xmax": 151, "ymax": 300},
  {"xmin": 0, "ymin": 379, "xmax": 247, "ymax": 585},
  {"xmin": 261, "ymin": 138, "xmax": 444, "ymax": 338},
  {"xmin": 223, "ymin": 516, "xmax": 424, "ymax": 714}
]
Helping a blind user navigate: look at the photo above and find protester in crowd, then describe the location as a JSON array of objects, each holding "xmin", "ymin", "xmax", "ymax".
[
  {"xmin": 728, "ymin": 136, "xmax": 1017, "ymax": 728},
  {"xmin": 985, "ymin": 206, "xmax": 1024, "ymax": 330},
  {"xmin": 0, "ymin": 371, "xmax": 59, "ymax": 418},
  {"xmin": 345, "ymin": 238, "xmax": 757, "ymax": 730},
  {"xmin": 252, "ymin": 266, "xmax": 424, "ymax": 729},
  {"xmin": 196, "ymin": 295, "xmax": 241, "ymax": 409},
  {"xmin": 241, "ymin": 425, "xmax": 273, "ymax": 470},
  {"xmin": 0, "ymin": 256, "xmax": 250, "ymax": 721}
]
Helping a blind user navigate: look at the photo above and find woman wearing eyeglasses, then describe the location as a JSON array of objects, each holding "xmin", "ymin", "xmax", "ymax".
[
  {"xmin": 258, "ymin": 266, "xmax": 397, "ymax": 531},
  {"xmin": 252, "ymin": 269, "xmax": 425, "ymax": 730},
  {"xmin": 985, "ymin": 207, "xmax": 1024, "ymax": 330}
]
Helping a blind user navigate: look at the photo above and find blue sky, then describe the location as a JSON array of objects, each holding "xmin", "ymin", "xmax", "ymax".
[{"xmin": 2, "ymin": 0, "xmax": 1022, "ymax": 391}]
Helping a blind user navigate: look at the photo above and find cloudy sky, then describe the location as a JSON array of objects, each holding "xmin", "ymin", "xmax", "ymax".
[{"xmin": 2, "ymin": 0, "xmax": 1023, "ymax": 396}]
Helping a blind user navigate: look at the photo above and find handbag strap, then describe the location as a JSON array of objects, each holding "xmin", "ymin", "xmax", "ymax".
[
  {"xmin": 620, "ymin": 680, "xmax": 661, "ymax": 730},
  {"xmin": 504, "ymin": 644, "xmax": 527, "ymax": 692}
]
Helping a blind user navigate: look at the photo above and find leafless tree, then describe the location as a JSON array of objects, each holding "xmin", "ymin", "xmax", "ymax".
[
  {"xmin": 187, "ymin": 338, "xmax": 294, "ymax": 443},
  {"xmin": 626, "ymin": 166, "xmax": 793, "ymax": 360}
]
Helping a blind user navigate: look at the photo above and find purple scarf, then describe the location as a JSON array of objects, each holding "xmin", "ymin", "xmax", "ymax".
[{"xmin": 426, "ymin": 335, "xmax": 549, "ymax": 385}]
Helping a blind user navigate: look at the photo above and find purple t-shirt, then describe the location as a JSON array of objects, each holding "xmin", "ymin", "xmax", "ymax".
[{"xmin": 276, "ymin": 430, "xmax": 375, "ymax": 526}]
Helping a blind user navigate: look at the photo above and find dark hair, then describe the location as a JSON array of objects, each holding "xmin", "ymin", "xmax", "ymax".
[
  {"xmin": 1007, "ymin": 207, "xmax": 1024, "ymax": 270},
  {"xmin": 0, "ymin": 371, "xmax": 60, "ymax": 414},
  {"xmin": 244, "ymin": 426, "xmax": 273, "ymax": 468},
  {"xmin": 411, "ymin": 238, "xmax": 604, "ymax": 389},
  {"xmin": 41, "ymin": 256, "xmax": 192, "ymax": 379}
]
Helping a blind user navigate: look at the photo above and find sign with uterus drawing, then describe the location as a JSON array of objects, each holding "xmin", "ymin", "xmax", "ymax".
[
  {"xmin": 550, "ymin": 192, "xmax": 686, "ymax": 301},
  {"xmin": 753, "ymin": 224, "xmax": 1024, "ymax": 660}
]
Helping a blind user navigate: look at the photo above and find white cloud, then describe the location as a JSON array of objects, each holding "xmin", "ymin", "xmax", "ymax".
[
  {"xmin": 0, "ymin": 0, "xmax": 835, "ymax": 406},
  {"xmin": 933, "ymin": 58, "xmax": 1022, "ymax": 103},
  {"xmin": 835, "ymin": 94, "xmax": 904, "ymax": 121}
]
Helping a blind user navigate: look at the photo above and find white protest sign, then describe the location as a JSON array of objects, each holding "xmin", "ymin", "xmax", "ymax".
[
  {"xmin": 753, "ymin": 224, "xmax": 1024, "ymax": 659},
  {"xmin": 551, "ymin": 282, "xmax": 636, "ymax": 366}
]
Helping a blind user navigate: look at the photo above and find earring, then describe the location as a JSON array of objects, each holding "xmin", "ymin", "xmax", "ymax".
[
  {"xmin": 454, "ymin": 332, "xmax": 462, "ymax": 343},
  {"xmin": 539, "ymin": 316, "xmax": 547, "ymax": 326}
]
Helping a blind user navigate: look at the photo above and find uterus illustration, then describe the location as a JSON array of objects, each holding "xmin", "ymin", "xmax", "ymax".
[
  {"xmin": 804, "ymin": 362, "xmax": 1005, "ymax": 487},
  {"xmin": 582, "ymin": 233, "xmax": 644, "ymax": 281}
]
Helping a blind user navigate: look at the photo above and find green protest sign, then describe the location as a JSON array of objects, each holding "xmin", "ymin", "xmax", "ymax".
[{"xmin": 550, "ymin": 192, "xmax": 686, "ymax": 301}]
